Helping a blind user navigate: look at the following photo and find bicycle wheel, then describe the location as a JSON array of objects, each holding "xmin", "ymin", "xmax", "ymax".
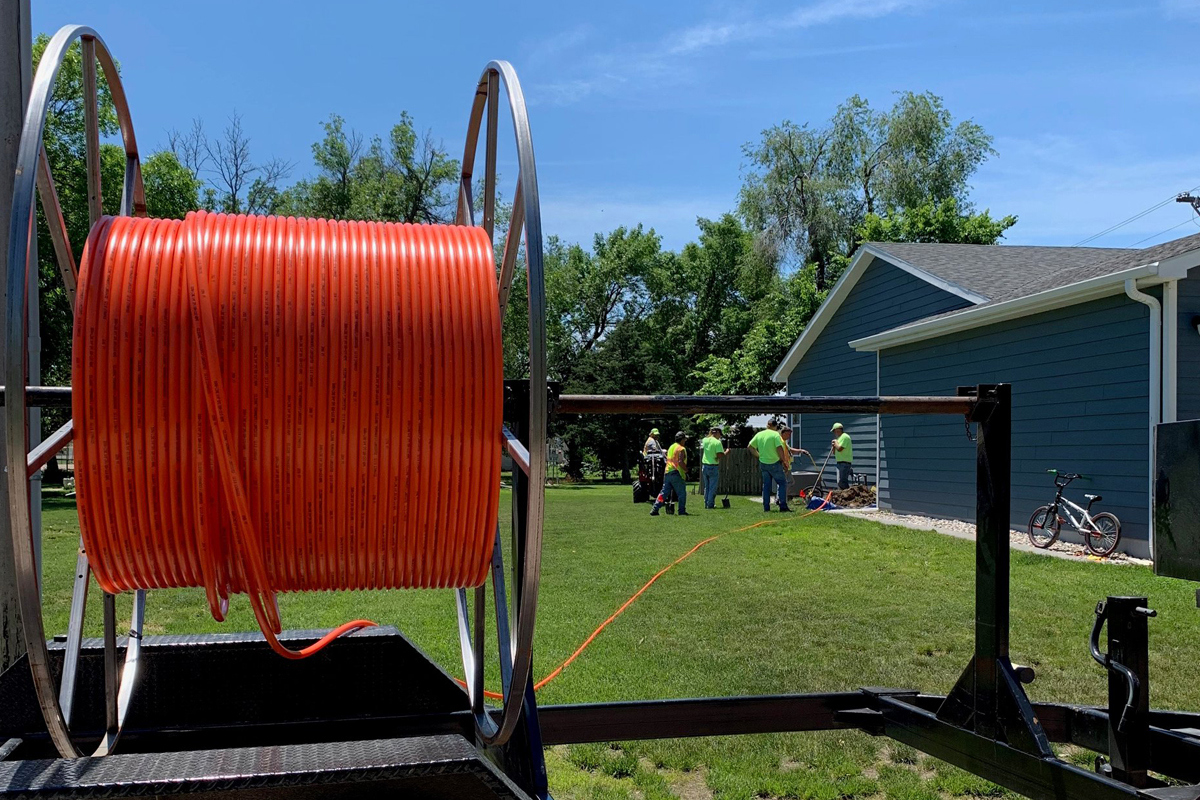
[
  {"xmin": 1028, "ymin": 506, "xmax": 1060, "ymax": 548},
  {"xmin": 1086, "ymin": 512, "xmax": 1121, "ymax": 557}
]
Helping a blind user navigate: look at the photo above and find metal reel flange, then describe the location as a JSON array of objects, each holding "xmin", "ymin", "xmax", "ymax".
[
  {"xmin": 5, "ymin": 24, "xmax": 148, "ymax": 758},
  {"xmin": 453, "ymin": 60, "xmax": 546, "ymax": 748}
]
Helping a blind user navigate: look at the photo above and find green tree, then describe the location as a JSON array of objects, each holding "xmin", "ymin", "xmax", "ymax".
[
  {"xmin": 740, "ymin": 91, "xmax": 996, "ymax": 289},
  {"xmin": 167, "ymin": 114, "xmax": 292, "ymax": 215},
  {"xmin": 283, "ymin": 113, "xmax": 459, "ymax": 223},
  {"xmin": 854, "ymin": 197, "xmax": 1016, "ymax": 246},
  {"xmin": 694, "ymin": 264, "xmax": 826, "ymax": 399},
  {"xmin": 142, "ymin": 151, "xmax": 202, "ymax": 219}
]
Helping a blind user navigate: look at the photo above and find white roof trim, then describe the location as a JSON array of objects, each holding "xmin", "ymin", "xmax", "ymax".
[
  {"xmin": 769, "ymin": 244, "xmax": 988, "ymax": 383},
  {"xmin": 849, "ymin": 265, "xmax": 1156, "ymax": 352},
  {"xmin": 864, "ymin": 245, "xmax": 991, "ymax": 306}
]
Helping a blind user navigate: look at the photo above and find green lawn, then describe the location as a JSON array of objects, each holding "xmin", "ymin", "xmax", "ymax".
[{"xmin": 37, "ymin": 485, "xmax": 1200, "ymax": 800}]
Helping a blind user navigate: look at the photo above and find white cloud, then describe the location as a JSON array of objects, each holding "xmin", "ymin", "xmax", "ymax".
[
  {"xmin": 524, "ymin": 24, "xmax": 595, "ymax": 67},
  {"xmin": 1162, "ymin": 0, "xmax": 1200, "ymax": 20},
  {"xmin": 668, "ymin": 0, "xmax": 928, "ymax": 55},
  {"xmin": 532, "ymin": 0, "xmax": 935, "ymax": 104}
]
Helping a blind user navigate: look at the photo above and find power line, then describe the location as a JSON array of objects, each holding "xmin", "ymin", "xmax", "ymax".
[
  {"xmin": 1072, "ymin": 183, "xmax": 1200, "ymax": 246},
  {"xmin": 1128, "ymin": 217, "xmax": 1195, "ymax": 247}
]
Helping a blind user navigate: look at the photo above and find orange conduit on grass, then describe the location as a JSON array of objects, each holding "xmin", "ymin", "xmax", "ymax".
[
  {"xmin": 73, "ymin": 211, "xmax": 503, "ymax": 658},
  {"xmin": 472, "ymin": 494, "xmax": 832, "ymax": 699}
]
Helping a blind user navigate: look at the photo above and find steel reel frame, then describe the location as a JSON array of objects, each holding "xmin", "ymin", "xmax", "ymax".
[
  {"xmin": 5, "ymin": 25, "xmax": 149, "ymax": 758},
  {"xmin": 453, "ymin": 61, "xmax": 546, "ymax": 748}
]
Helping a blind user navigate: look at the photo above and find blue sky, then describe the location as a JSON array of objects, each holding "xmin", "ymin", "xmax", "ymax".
[{"xmin": 32, "ymin": 0, "xmax": 1200, "ymax": 252}]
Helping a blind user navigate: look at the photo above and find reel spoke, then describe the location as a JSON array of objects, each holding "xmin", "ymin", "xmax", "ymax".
[
  {"xmin": 36, "ymin": 151, "xmax": 78, "ymax": 310},
  {"xmin": 502, "ymin": 424, "xmax": 531, "ymax": 475},
  {"xmin": 490, "ymin": 526, "xmax": 515, "ymax": 684},
  {"xmin": 27, "ymin": 418, "xmax": 72, "ymax": 477},
  {"xmin": 81, "ymin": 37, "xmax": 102, "ymax": 225},
  {"xmin": 498, "ymin": 180, "xmax": 523, "ymax": 316},
  {"xmin": 483, "ymin": 72, "xmax": 499, "ymax": 242},
  {"xmin": 58, "ymin": 542, "xmax": 90, "ymax": 725}
]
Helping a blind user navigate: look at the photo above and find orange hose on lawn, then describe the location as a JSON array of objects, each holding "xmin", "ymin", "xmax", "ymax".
[
  {"xmin": 73, "ymin": 211, "xmax": 503, "ymax": 658},
  {"xmin": 469, "ymin": 499, "xmax": 830, "ymax": 700}
]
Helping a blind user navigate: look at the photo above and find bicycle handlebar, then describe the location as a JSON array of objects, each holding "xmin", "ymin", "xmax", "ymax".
[{"xmin": 1047, "ymin": 469, "xmax": 1085, "ymax": 486}]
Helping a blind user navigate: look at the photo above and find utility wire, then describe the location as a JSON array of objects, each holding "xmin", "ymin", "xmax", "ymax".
[
  {"xmin": 1073, "ymin": 183, "xmax": 1200, "ymax": 246},
  {"xmin": 1129, "ymin": 217, "xmax": 1195, "ymax": 247}
]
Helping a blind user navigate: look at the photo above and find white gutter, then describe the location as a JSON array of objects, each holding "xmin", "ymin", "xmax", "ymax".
[{"xmin": 1124, "ymin": 279, "xmax": 1160, "ymax": 561}]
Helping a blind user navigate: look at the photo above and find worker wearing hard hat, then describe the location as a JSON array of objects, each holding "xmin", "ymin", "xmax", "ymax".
[
  {"xmin": 748, "ymin": 419, "xmax": 791, "ymax": 512},
  {"xmin": 700, "ymin": 426, "xmax": 726, "ymax": 509},
  {"xmin": 642, "ymin": 428, "xmax": 663, "ymax": 458},
  {"xmin": 831, "ymin": 423, "xmax": 853, "ymax": 489},
  {"xmin": 651, "ymin": 431, "xmax": 690, "ymax": 517}
]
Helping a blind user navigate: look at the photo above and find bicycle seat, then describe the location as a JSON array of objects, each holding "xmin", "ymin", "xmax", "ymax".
[{"xmin": 1084, "ymin": 493, "xmax": 1102, "ymax": 502}]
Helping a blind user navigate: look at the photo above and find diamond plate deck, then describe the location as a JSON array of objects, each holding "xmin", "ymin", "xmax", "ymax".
[
  {"xmin": 0, "ymin": 734, "xmax": 531, "ymax": 799},
  {"xmin": 0, "ymin": 627, "xmax": 471, "ymax": 758}
]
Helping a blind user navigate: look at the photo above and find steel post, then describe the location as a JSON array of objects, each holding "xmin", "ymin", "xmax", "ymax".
[
  {"xmin": 938, "ymin": 385, "xmax": 1051, "ymax": 756},
  {"xmin": 0, "ymin": 0, "xmax": 32, "ymax": 673},
  {"xmin": 1103, "ymin": 596, "xmax": 1152, "ymax": 787}
]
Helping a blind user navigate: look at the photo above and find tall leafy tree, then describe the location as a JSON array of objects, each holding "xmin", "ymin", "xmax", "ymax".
[
  {"xmin": 740, "ymin": 91, "xmax": 996, "ymax": 289},
  {"xmin": 282, "ymin": 113, "xmax": 458, "ymax": 223},
  {"xmin": 854, "ymin": 197, "xmax": 1015, "ymax": 247}
]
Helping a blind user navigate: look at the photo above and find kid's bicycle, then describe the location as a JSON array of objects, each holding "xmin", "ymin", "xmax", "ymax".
[{"xmin": 1027, "ymin": 469, "xmax": 1121, "ymax": 556}]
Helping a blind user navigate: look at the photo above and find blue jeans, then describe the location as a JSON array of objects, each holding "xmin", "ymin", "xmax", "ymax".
[
  {"xmin": 760, "ymin": 462, "xmax": 788, "ymax": 511},
  {"xmin": 702, "ymin": 464, "xmax": 719, "ymax": 508},
  {"xmin": 653, "ymin": 471, "xmax": 687, "ymax": 513},
  {"xmin": 836, "ymin": 462, "xmax": 852, "ymax": 489}
]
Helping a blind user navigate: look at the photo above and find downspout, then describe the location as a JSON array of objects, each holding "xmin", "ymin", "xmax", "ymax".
[
  {"xmin": 1125, "ymin": 279, "xmax": 1160, "ymax": 560},
  {"xmin": 1163, "ymin": 280, "xmax": 1178, "ymax": 424}
]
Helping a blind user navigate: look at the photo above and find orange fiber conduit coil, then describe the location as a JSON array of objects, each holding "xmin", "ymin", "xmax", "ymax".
[{"xmin": 72, "ymin": 211, "xmax": 503, "ymax": 658}]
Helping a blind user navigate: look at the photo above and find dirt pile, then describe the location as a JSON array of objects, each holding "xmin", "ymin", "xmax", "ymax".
[{"xmin": 829, "ymin": 485, "xmax": 875, "ymax": 508}]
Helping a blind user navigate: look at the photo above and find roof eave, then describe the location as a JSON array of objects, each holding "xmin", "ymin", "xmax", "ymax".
[{"xmin": 849, "ymin": 264, "xmax": 1158, "ymax": 353}]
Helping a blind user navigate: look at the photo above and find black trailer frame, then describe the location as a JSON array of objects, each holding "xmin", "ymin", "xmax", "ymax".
[{"xmin": 2, "ymin": 383, "xmax": 1199, "ymax": 800}]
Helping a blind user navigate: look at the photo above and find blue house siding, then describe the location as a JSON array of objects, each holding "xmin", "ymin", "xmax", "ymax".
[
  {"xmin": 1177, "ymin": 267, "xmax": 1200, "ymax": 421},
  {"xmin": 878, "ymin": 292, "xmax": 1152, "ymax": 554},
  {"xmin": 786, "ymin": 256, "xmax": 971, "ymax": 484}
]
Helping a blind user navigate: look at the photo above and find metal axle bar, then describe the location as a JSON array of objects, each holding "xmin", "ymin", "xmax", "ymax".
[
  {"xmin": 6, "ymin": 387, "xmax": 979, "ymax": 416},
  {"xmin": 557, "ymin": 394, "xmax": 977, "ymax": 416}
]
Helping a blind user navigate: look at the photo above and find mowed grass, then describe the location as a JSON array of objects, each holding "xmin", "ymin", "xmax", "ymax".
[{"xmin": 37, "ymin": 485, "xmax": 1200, "ymax": 800}]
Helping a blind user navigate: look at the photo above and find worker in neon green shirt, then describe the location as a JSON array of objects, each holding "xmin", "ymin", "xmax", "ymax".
[
  {"xmin": 700, "ymin": 427, "xmax": 726, "ymax": 509},
  {"xmin": 831, "ymin": 422, "xmax": 853, "ymax": 489},
  {"xmin": 651, "ymin": 431, "xmax": 690, "ymax": 516},
  {"xmin": 748, "ymin": 419, "xmax": 791, "ymax": 512}
]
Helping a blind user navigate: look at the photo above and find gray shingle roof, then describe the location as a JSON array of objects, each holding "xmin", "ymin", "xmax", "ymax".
[
  {"xmin": 865, "ymin": 231, "xmax": 1200, "ymax": 337},
  {"xmin": 865, "ymin": 242, "xmax": 1134, "ymax": 301}
]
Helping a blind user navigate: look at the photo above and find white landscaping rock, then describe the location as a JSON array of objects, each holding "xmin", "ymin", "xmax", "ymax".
[{"xmin": 842, "ymin": 509, "xmax": 1152, "ymax": 567}]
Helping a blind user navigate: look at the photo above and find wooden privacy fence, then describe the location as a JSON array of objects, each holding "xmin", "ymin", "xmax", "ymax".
[
  {"xmin": 694, "ymin": 448, "xmax": 760, "ymax": 495},
  {"xmin": 697, "ymin": 449, "xmax": 827, "ymax": 497}
]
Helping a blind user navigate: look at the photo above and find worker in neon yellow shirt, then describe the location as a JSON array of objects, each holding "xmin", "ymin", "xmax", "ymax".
[
  {"xmin": 651, "ymin": 431, "xmax": 690, "ymax": 516},
  {"xmin": 831, "ymin": 422, "xmax": 853, "ymax": 489},
  {"xmin": 700, "ymin": 427, "xmax": 726, "ymax": 509},
  {"xmin": 748, "ymin": 419, "xmax": 791, "ymax": 512}
]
